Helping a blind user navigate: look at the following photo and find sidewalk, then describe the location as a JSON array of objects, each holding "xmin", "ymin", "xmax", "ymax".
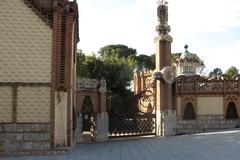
[{"xmin": 2, "ymin": 130, "xmax": 240, "ymax": 160}]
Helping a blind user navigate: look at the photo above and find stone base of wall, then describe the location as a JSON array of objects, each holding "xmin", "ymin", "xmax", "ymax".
[
  {"xmin": 96, "ymin": 112, "xmax": 109, "ymax": 142},
  {"xmin": 162, "ymin": 110, "xmax": 176, "ymax": 136},
  {"xmin": 1, "ymin": 148, "xmax": 71, "ymax": 158},
  {"xmin": 76, "ymin": 113, "xmax": 83, "ymax": 143},
  {"xmin": 176, "ymin": 115, "xmax": 240, "ymax": 134},
  {"xmin": 0, "ymin": 123, "xmax": 57, "ymax": 157}
]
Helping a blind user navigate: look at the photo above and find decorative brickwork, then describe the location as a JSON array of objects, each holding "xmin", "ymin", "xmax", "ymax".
[
  {"xmin": 175, "ymin": 74, "xmax": 240, "ymax": 95},
  {"xmin": 181, "ymin": 96, "xmax": 197, "ymax": 119},
  {"xmin": 224, "ymin": 95, "xmax": 240, "ymax": 118},
  {"xmin": 0, "ymin": 0, "xmax": 79, "ymax": 156},
  {"xmin": 23, "ymin": 0, "xmax": 53, "ymax": 27}
]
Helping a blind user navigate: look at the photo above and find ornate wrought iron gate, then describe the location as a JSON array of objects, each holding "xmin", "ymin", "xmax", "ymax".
[{"xmin": 108, "ymin": 82, "xmax": 156, "ymax": 137}]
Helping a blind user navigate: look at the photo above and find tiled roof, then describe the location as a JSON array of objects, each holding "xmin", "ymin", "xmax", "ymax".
[{"xmin": 22, "ymin": 0, "xmax": 79, "ymax": 41}]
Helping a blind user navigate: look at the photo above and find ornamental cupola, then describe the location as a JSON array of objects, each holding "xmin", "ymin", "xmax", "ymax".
[{"xmin": 175, "ymin": 45, "xmax": 204, "ymax": 76}]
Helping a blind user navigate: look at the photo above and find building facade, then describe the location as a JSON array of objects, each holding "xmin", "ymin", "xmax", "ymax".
[
  {"xmin": 0, "ymin": 0, "xmax": 79, "ymax": 155},
  {"xmin": 134, "ymin": 0, "xmax": 240, "ymax": 136}
]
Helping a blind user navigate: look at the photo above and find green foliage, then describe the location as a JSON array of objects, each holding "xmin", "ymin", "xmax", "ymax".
[
  {"xmin": 103, "ymin": 54, "xmax": 135, "ymax": 97},
  {"xmin": 225, "ymin": 66, "xmax": 239, "ymax": 77},
  {"xmin": 99, "ymin": 44, "xmax": 137, "ymax": 59},
  {"xmin": 77, "ymin": 49, "xmax": 135, "ymax": 97},
  {"xmin": 77, "ymin": 45, "xmax": 206, "ymax": 97},
  {"xmin": 208, "ymin": 68, "xmax": 223, "ymax": 78},
  {"xmin": 77, "ymin": 51, "xmax": 104, "ymax": 79},
  {"xmin": 135, "ymin": 54, "xmax": 155, "ymax": 71}
]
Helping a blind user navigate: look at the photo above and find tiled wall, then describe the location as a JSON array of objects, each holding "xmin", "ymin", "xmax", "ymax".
[
  {"xmin": 197, "ymin": 97, "xmax": 223, "ymax": 115},
  {"xmin": 17, "ymin": 86, "xmax": 51, "ymax": 123},
  {"xmin": 0, "ymin": 87, "xmax": 13, "ymax": 123},
  {"xmin": 0, "ymin": 0, "xmax": 52, "ymax": 83}
]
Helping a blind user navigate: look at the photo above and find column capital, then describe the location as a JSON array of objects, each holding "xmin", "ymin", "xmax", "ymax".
[{"xmin": 154, "ymin": 34, "xmax": 173, "ymax": 42}]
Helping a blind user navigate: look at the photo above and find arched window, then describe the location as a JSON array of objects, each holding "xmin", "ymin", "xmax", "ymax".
[
  {"xmin": 226, "ymin": 102, "xmax": 238, "ymax": 119},
  {"xmin": 183, "ymin": 102, "xmax": 196, "ymax": 120}
]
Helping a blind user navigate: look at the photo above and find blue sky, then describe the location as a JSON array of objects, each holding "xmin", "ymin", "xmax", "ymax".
[{"xmin": 77, "ymin": 0, "xmax": 240, "ymax": 74}]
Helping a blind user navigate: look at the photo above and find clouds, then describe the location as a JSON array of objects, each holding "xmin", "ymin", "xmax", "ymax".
[{"xmin": 77, "ymin": 0, "xmax": 240, "ymax": 73}]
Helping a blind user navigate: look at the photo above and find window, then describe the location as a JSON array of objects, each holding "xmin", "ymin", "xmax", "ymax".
[
  {"xmin": 183, "ymin": 102, "xmax": 196, "ymax": 120},
  {"xmin": 226, "ymin": 102, "xmax": 238, "ymax": 119}
]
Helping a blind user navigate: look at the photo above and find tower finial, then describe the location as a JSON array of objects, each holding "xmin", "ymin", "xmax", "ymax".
[
  {"xmin": 157, "ymin": 0, "xmax": 168, "ymax": 6},
  {"xmin": 156, "ymin": 0, "xmax": 171, "ymax": 37},
  {"xmin": 184, "ymin": 44, "xmax": 189, "ymax": 50}
]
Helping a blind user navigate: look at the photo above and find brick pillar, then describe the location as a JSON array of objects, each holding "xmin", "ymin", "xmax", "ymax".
[{"xmin": 155, "ymin": 2, "xmax": 176, "ymax": 136}]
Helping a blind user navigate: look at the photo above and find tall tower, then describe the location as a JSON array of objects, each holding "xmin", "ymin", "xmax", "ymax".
[{"xmin": 155, "ymin": 0, "xmax": 176, "ymax": 136}]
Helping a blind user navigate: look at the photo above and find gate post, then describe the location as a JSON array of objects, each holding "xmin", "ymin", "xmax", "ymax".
[
  {"xmin": 155, "ymin": 0, "xmax": 176, "ymax": 136},
  {"xmin": 96, "ymin": 79, "xmax": 109, "ymax": 141},
  {"xmin": 76, "ymin": 113, "xmax": 83, "ymax": 143}
]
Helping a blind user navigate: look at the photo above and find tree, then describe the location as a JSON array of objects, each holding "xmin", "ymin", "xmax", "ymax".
[
  {"xmin": 208, "ymin": 68, "xmax": 223, "ymax": 78},
  {"xmin": 99, "ymin": 44, "xmax": 137, "ymax": 59},
  {"xmin": 135, "ymin": 54, "xmax": 155, "ymax": 71},
  {"xmin": 76, "ymin": 50, "xmax": 135, "ymax": 97},
  {"xmin": 77, "ymin": 51, "xmax": 104, "ymax": 79},
  {"xmin": 225, "ymin": 66, "xmax": 239, "ymax": 77},
  {"xmin": 103, "ymin": 54, "xmax": 135, "ymax": 97}
]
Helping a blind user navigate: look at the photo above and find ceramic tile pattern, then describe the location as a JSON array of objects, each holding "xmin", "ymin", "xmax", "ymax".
[{"xmin": 0, "ymin": 0, "xmax": 52, "ymax": 83}]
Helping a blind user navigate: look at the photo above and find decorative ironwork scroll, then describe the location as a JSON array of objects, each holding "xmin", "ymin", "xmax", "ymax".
[{"xmin": 108, "ymin": 81, "xmax": 156, "ymax": 137}]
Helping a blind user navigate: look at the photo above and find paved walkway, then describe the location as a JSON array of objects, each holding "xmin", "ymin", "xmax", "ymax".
[{"xmin": 2, "ymin": 130, "xmax": 240, "ymax": 160}]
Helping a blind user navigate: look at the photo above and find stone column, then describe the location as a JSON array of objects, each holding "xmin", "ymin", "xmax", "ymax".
[
  {"xmin": 96, "ymin": 112, "xmax": 109, "ymax": 141},
  {"xmin": 96, "ymin": 79, "xmax": 109, "ymax": 141},
  {"xmin": 155, "ymin": 1, "xmax": 176, "ymax": 136},
  {"xmin": 76, "ymin": 113, "xmax": 83, "ymax": 143}
]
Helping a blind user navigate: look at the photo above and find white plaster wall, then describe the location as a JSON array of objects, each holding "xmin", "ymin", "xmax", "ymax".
[
  {"xmin": 0, "ymin": 0, "xmax": 52, "ymax": 83},
  {"xmin": 176, "ymin": 97, "xmax": 181, "ymax": 116},
  {"xmin": 55, "ymin": 91, "xmax": 68, "ymax": 146}
]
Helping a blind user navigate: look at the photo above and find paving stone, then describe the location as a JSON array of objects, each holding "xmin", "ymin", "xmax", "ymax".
[{"xmin": 2, "ymin": 130, "xmax": 240, "ymax": 160}]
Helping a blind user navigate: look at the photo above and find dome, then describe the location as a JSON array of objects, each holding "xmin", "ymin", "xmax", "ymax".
[
  {"xmin": 179, "ymin": 45, "xmax": 200, "ymax": 63},
  {"xmin": 175, "ymin": 45, "xmax": 205, "ymax": 76}
]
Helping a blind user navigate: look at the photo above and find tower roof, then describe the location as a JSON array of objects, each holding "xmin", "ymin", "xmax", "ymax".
[{"xmin": 179, "ymin": 45, "xmax": 201, "ymax": 63}]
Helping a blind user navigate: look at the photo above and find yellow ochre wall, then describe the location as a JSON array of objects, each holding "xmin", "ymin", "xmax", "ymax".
[
  {"xmin": 0, "ymin": 87, "xmax": 13, "ymax": 122},
  {"xmin": 0, "ymin": 0, "xmax": 52, "ymax": 123},
  {"xmin": 17, "ymin": 86, "xmax": 51, "ymax": 123},
  {"xmin": 197, "ymin": 97, "xmax": 223, "ymax": 115},
  {"xmin": 0, "ymin": 0, "xmax": 52, "ymax": 83},
  {"xmin": 177, "ymin": 96, "xmax": 224, "ymax": 117}
]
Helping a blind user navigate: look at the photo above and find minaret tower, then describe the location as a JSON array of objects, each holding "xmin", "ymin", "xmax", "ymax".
[{"xmin": 155, "ymin": 0, "xmax": 176, "ymax": 136}]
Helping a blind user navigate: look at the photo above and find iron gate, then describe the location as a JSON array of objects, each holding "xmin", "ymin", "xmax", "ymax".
[{"xmin": 108, "ymin": 82, "xmax": 156, "ymax": 137}]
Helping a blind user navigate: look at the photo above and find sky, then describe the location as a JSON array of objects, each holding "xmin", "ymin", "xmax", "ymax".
[{"xmin": 77, "ymin": 0, "xmax": 240, "ymax": 74}]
